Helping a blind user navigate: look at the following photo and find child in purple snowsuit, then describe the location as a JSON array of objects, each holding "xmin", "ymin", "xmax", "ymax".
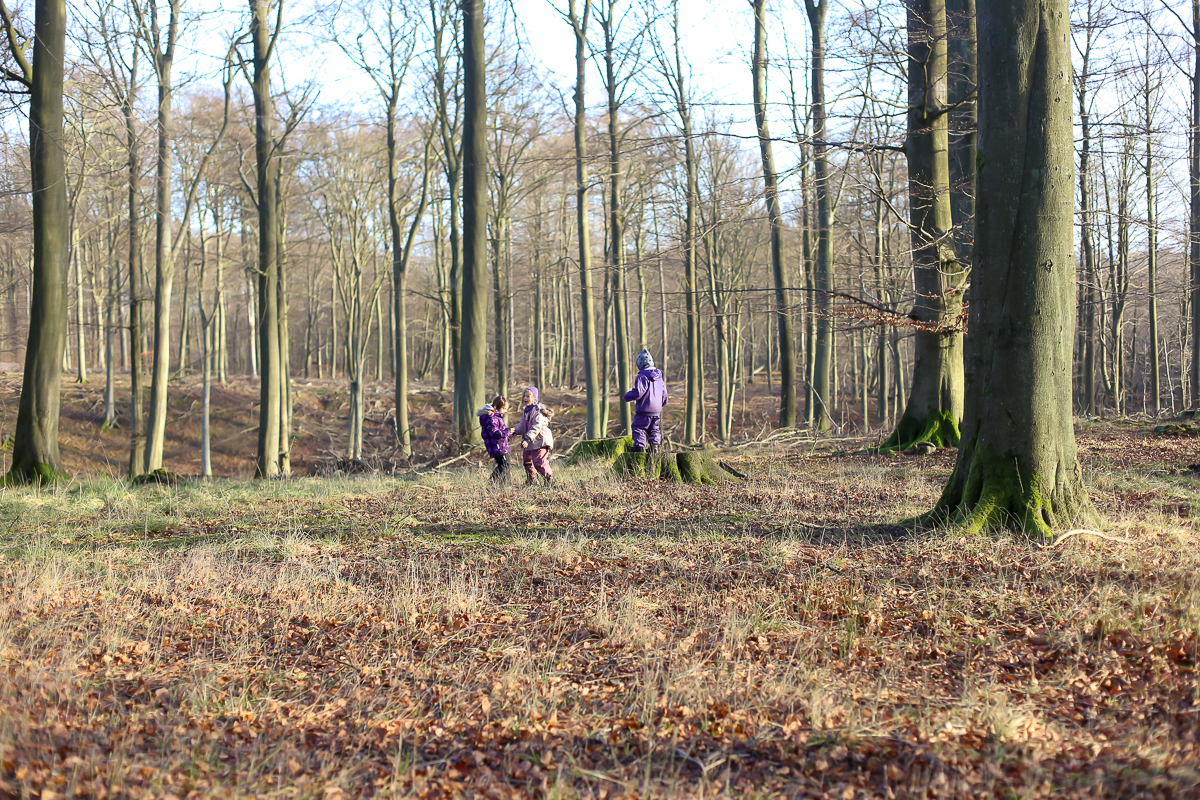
[
  {"xmin": 477, "ymin": 395, "xmax": 513, "ymax": 484},
  {"xmin": 622, "ymin": 349, "xmax": 668, "ymax": 452}
]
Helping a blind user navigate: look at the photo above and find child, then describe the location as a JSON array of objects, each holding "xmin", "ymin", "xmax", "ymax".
[
  {"xmin": 511, "ymin": 386, "xmax": 554, "ymax": 485},
  {"xmin": 477, "ymin": 395, "xmax": 513, "ymax": 485},
  {"xmin": 621, "ymin": 348, "xmax": 668, "ymax": 453}
]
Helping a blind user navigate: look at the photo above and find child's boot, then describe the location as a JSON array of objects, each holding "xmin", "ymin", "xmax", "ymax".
[{"xmin": 542, "ymin": 475, "xmax": 553, "ymax": 486}]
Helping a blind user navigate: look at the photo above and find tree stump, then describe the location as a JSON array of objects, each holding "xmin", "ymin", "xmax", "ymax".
[
  {"xmin": 567, "ymin": 436, "xmax": 633, "ymax": 466},
  {"xmin": 611, "ymin": 449, "xmax": 730, "ymax": 485}
]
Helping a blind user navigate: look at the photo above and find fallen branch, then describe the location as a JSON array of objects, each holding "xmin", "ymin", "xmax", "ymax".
[
  {"xmin": 421, "ymin": 449, "xmax": 477, "ymax": 473},
  {"xmin": 718, "ymin": 461, "xmax": 748, "ymax": 480},
  {"xmin": 1045, "ymin": 529, "xmax": 1139, "ymax": 548}
]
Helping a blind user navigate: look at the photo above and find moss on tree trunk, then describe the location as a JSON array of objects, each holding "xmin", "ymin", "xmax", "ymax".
[
  {"xmin": 880, "ymin": 409, "xmax": 960, "ymax": 452},
  {"xmin": 5, "ymin": 0, "xmax": 69, "ymax": 486},
  {"xmin": 925, "ymin": 0, "xmax": 1092, "ymax": 539},
  {"xmin": 926, "ymin": 441, "xmax": 1089, "ymax": 539}
]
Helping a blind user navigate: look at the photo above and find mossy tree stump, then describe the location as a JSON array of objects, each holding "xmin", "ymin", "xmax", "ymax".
[
  {"xmin": 611, "ymin": 449, "xmax": 731, "ymax": 485},
  {"xmin": 567, "ymin": 437, "xmax": 633, "ymax": 466}
]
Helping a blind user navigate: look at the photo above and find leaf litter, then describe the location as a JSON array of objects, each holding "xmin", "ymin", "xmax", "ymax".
[{"xmin": 0, "ymin": 421, "xmax": 1197, "ymax": 798}]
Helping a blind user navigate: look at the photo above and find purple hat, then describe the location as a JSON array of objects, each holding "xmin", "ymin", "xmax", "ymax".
[{"xmin": 525, "ymin": 386, "xmax": 539, "ymax": 404}]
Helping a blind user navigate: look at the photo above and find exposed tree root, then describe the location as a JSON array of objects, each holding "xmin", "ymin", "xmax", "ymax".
[{"xmin": 923, "ymin": 440, "xmax": 1092, "ymax": 540}]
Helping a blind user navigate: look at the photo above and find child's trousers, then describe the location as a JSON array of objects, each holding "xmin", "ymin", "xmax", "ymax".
[
  {"xmin": 490, "ymin": 454, "xmax": 510, "ymax": 485},
  {"xmin": 631, "ymin": 414, "xmax": 661, "ymax": 449},
  {"xmin": 523, "ymin": 447, "xmax": 552, "ymax": 481}
]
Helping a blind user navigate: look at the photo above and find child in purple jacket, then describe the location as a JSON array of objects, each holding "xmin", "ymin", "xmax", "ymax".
[
  {"xmin": 622, "ymin": 349, "xmax": 668, "ymax": 453},
  {"xmin": 477, "ymin": 395, "xmax": 513, "ymax": 485}
]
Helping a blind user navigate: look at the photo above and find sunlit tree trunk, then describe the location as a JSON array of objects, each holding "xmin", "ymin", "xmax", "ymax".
[
  {"xmin": 565, "ymin": 0, "xmax": 601, "ymax": 436},
  {"xmin": 143, "ymin": 0, "xmax": 179, "ymax": 474}
]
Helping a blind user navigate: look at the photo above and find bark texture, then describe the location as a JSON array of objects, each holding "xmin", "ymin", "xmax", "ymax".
[
  {"xmin": 931, "ymin": 0, "xmax": 1090, "ymax": 538},
  {"xmin": 453, "ymin": 0, "xmax": 487, "ymax": 444},
  {"xmin": 884, "ymin": 0, "xmax": 965, "ymax": 452},
  {"xmin": 251, "ymin": 0, "xmax": 281, "ymax": 477},
  {"xmin": 752, "ymin": 0, "xmax": 797, "ymax": 429},
  {"xmin": 6, "ymin": 0, "xmax": 68, "ymax": 484}
]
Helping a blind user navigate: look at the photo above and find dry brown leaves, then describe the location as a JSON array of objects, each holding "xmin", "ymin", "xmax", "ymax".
[{"xmin": 0, "ymin": 427, "xmax": 1197, "ymax": 799}]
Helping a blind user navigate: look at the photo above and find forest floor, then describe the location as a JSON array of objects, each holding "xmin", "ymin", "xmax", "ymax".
[{"xmin": 0, "ymin": 409, "xmax": 1198, "ymax": 798}]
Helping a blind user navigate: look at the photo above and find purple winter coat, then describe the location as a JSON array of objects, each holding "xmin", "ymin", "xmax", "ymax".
[
  {"xmin": 477, "ymin": 407, "xmax": 512, "ymax": 457},
  {"xmin": 623, "ymin": 368, "xmax": 668, "ymax": 415}
]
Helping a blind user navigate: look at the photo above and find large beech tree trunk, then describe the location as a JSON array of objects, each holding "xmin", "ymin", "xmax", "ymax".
[
  {"xmin": 931, "ymin": 0, "xmax": 1090, "ymax": 537},
  {"xmin": 251, "ymin": 0, "xmax": 281, "ymax": 477},
  {"xmin": 453, "ymin": 0, "xmax": 487, "ymax": 443},
  {"xmin": 751, "ymin": 0, "xmax": 796, "ymax": 429},
  {"xmin": 884, "ymin": 0, "xmax": 966, "ymax": 451},
  {"xmin": 6, "ymin": 0, "xmax": 68, "ymax": 483}
]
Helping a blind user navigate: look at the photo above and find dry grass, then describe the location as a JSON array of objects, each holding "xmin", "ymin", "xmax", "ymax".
[{"xmin": 0, "ymin": 426, "xmax": 1198, "ymax": 798}]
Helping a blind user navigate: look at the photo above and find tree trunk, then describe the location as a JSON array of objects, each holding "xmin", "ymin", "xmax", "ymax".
[
  {"xmin": 103, "ymin": 257, "xmax": 116, "ymax": 428},
  {"xmin": 569, "ymin": 0, "xmax": 601, "ymax": 437},
  {"xmin": 752, "ymin": 0, "xmax": 797, "ymax": 429},
  {"xmin": 73, "ymin": 230, "xmax": 87, "ymax": 383},
  {"xmin": 947, "ymin": 0, "xmax": 976, "ymax": 254},
  {"xmin": 123, "ymin": 65, "xmax": 145, "ymax": 475},
  {"xmin": 1191, "ymin": 0, "xmax": 1200, "ymax": 409},
  {"xmin": 884, "ymin": 0, "xmax": 966, "ymax": 452},
  {"xmin": 144, "ymin": 2, "xmax": 178, "ymax": 473},
  {"xmin": 276, "ymin": 189, "xmax": 292, "ymax": 476},
  {"xmin": 932, "ymin": 0, "xmax": 1090, "ymax": 537},
  {"xmin": 251, "ymin": 0, "xmax": 281, "ymax": 477},
  {"xmin": 1076, "ymin": 6, "xmax": 1096, "ymax": 415},
  {"xmin": 5, "ymin": 0, "xmax": 68, "ymax": 483},
  {"xmin": 1144, "ymin": 68, "xmax": 1160, "ymax": 416},
  {"xmin": 453, "ymin": 0, "xmax": 488, "ymax": 444},
  {"xmin": 805, "ymin": 0, "xmax": 834, "ymax": 430},
  {"xmin": 601, "ymin": 10, "xmax": 631, "ymax": 435},
  {"xmin": 492, "ymin": 205, "xmax": 509, "ymax": 397},
  {"xmin": 390, "ymin": 110, "xmax": 427, "ymax": 459},
  {"xmin": 668, "ymin": 5, "xmax": 701, "ymax": 444},
  {"xmin": 201, "ymin": 308, "xmax": 212, "ymax": 477}
]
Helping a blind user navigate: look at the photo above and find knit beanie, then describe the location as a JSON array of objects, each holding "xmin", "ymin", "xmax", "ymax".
[
  {"xmin": 636, "ymin": 348, "xmax": 654, "ymax": 370},
  {"xmin": 525, "ymin": 386, "xmax": 539, "ymax": 405}
]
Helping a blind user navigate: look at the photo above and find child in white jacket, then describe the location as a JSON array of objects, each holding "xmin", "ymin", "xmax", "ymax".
[{"xmin": 511, "ymin": 386, "xmax": 554, "ymax": 485}]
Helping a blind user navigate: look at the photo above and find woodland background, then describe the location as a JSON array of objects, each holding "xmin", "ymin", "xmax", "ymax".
[{"xmin": 0, "ymin": 0, "xmax": 1196, "ymax": 474}]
